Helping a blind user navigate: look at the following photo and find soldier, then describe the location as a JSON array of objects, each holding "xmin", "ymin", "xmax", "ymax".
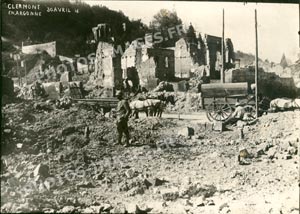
[
  {"xmin": 116, "ymin": 91, "xmax": 131, "ymax": 147},
  {"xmin": 225, "ymin": 102, "xmax": 245, "ymax": 125}
]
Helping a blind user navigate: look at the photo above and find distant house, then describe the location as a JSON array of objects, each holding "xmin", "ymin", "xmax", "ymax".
[
  {"xmin": 121, "ymin": 37, "xmax": 175, "ymax": 90},
  {"xmin": 88, "ymin": 24, "xmax": 122, "ymax": 90},
  {"xmin": 89, "ymin": 41, "xmax": 122, "ymax": 89},
  {"xmin": 175, "ymin": 33, "xmax": 235, "ymax": 79}
]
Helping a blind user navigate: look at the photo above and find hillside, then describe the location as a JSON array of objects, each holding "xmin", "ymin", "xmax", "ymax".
[{"xmin": 2, "ymin": 0, "xmax": 147, "ymax": 57}]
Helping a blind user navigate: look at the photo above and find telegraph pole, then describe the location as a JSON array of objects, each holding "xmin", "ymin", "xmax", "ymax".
[
  {"xmin": 221, "ymin": 9, "xmax": 225, "ymax": 83},
  {"xmin": 255, "ymin": 9, "xmax": 259, "ymax": 118}
]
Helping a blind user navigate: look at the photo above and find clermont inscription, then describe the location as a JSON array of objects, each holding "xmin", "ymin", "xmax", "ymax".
[{"xmin": 6, "ymin": 3, "xmax": 79, "ymax": 16}]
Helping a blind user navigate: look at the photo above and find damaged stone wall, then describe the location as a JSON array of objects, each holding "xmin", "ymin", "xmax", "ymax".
[
  {"xmin": 89, "ymin": 41, "xmax": 122, "ymax": 89},
  {"xmin": 175, "ymin": 34, "xmax": 234, "ymax": 80},
  {"xmin": 137, "ymin": 47, "xmax": 174, "ymax": 90},
  {"xmin": 175, "ymin": 38, "xmax": 194, "ymax": 78},
  {"xmin": 138, "ymin": 57, "xmax": 158, "ymax": 90},
  {"xmin": 147, "ymin": 48, "xmax": 174, "ymax": 81},
  {"xmin": 121, "ymin": 42, "xmax": 175, "ymax": 90},
  {"xmin": 204, "ymin": 34, "xmax": 222, "ymax": 79},
  {"xmin": 225, "ymin": 67, "xmax": 298, "ymax": 98}
]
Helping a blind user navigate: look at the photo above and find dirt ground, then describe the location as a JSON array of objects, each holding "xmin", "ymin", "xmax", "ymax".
[{"xmin": 1, "ymin": 99, "xmax": 299, "ymax": 214}]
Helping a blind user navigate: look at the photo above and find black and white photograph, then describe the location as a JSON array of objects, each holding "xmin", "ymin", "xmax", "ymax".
[{"xmin": 1, "ymin": 0, "xmax": 299, "ymax": 213}]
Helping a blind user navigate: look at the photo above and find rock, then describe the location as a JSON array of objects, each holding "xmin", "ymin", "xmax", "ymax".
[
  {"xmin": 126, "ymin": 186, "xmax": 145, "ymax": 197},
  {"xmin": 220, "ymin": 207, "xmax": 231, "ymax": 214},
  {"xmin": 236, "ymin": 120, "xmax": 247, "ymax": 128},
  {"xmin": 111, "ymin": 204, "xmax": 127, "ymax": 214},
  {"xmin": 192, "ymin": 135, "xmax": 204, "ymax": 140},
  {"xmin": 206, "ymin": 199, "xmax": 215, "ymax": 206},
  {"xmin": 285, "ymin": 155, "xmax": 292, "ymax": 160},
  {"xmin": 135, "ymin": 205, "xmax": 153, "ymax": 214},
  {"xmin": 33, "ymin": 164, "xmax": 49, "ymax": 178},
  {"xmin": 267, "ymin": 147, "xmax": 277, "ymax": 160},
  {"xmin": 16, "ymin": 143, "xmax": 23, "ymax": 149},
  {"xmin": 1, "ymin": 202, "xmax": 13, "ymax": 212},
  {"xmin": 162, "ymin": 191, "xmax": 179, "ymax": 201},
  {"xmin": 239, "ymin": 149, "xmax": 250, "ymax": 158},
  {"xmin": 288, "ymin": 146, "xmax": 297, "ymax": 155},
  {"xmin": 101, "ymin": 203, "xmax": 113, "ymax": 212},
  {"xmin": 185, "ymin": 199, "xmax": 193, "ymax": 206},
  {"xmin": 192, "ymin": 197, "xmax": 205, "ymax": 207},
  {"xmin": 44, "ymin": 180, "xmax": 52, "ymax": 190},
  {"xmin": 61, "ymin": 126, "xmax": 76, "ymax": 136},
  {"xmin": 153, "ymin": 177, "xmax": 166, "ymax": 186},
  {"xmin": 87, "ymin": 206, "xmax": 102, "ymax": 213},
  {"xmin": 281, "ymin": 141, "xmax": 291, "ymax": 151},
  {"xmin": 59, "ymin": 206, "xmax": 76, "ymax": 213},
  {"xmin": 15, "ymin": 202, "xmax": 32, "ymax": 212},
  {"xmin": 256, "ymin": 148, "xmax": 265, "ymax": 157},
  {"xmin": 238, "ymin": 149, "xmax": 250, "ymax": 162},
  {"xmin": 213, "ymin": 121, "xmax": 224, "ymax": 132},
  {"xmin": 264, "ymin": 143, "xmax": 274, "ymax": 152},
  {"xmin": 178, "ymin": 127, "xmax": 194, "ymax": 137},
  {"xmin": 76, "ymin": 181, "xmax": 95, "ymax": 188},
  {"xmin": 93, "ymin": 173, "xmax": 104, "ymax": 180},
  {"xmin": 82, "ymin": 207, "xmax": 95, "ymax": 213},
  {"xmin": 144, "ymin": 177, "xmax": 166, "ymax": 188},
  {"xmin": 125, "ymin": 168, "xmax": 136, "ymax": 179},
  {"xmin": 143, "ymin": 179, "xmax": 152, "ymax": 189},
  {"xmin": 219, "ymin": 203, "xmax": 229, "ymax": 211},
  {"xmin": 3, "ymin": 129, "xmax": 11, "ymax": 134},
  {"xmin": 43, "ymin": 208, "xmax": 55, "ymax": 213}
]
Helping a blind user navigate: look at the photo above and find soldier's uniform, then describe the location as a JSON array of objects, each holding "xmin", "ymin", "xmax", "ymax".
[{"xmin": 116, "ymin": 91, "xmax": 131, "ymax": 146}]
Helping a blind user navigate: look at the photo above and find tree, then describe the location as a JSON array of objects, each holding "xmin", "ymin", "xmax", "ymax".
[{"xmin": 150, "ymin": 9, "xmax": 183, "ymax": 47}]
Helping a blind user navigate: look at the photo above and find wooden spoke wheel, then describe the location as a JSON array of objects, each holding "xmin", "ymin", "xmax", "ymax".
[
  {"xmin": 206, "ymin": 99, "xmax": 233, "ymax": 122},
  {"xmin": 243, "ymin": 105, "xmax": 257, "ymax": 122}
]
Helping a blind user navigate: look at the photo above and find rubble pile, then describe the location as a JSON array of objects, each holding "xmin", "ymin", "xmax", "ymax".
[
  {"xmin": 1, "ymin": 95, "xmax": 299, "ymax": 213},
  {"xmin": 145, "ymin": 91, "xmax": 202, "ymax": 113}
]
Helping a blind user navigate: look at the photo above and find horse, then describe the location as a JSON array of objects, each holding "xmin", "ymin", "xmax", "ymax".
[
  {"xmin": 269, "ymin": 98, "xmax": 300, "ymax": 112},
  {"xmin": 129, "ymin": 93, "xmax": 176, "ymax": 118},
  {"xmin": 129, "ymin": 99, "xmax": 153, "ymax": 119},
  {"xmin": 129, "ymin": 98, "xmax": 167, "ymax": 118},
  {"xmin": 151, "ymin": 94, "xmax": 176, "ymax": 117}
]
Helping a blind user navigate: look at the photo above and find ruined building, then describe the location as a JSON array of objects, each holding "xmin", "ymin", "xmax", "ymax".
[
  {"xmin": 121, "ymin": 34, "xmax": 175, "ymax": 90},
  {"xmin": 92, "ymin": 23, "xmax": 112, "ymax": 43},
  {"xmin": 89, "ymin": 24, "xmax": 123, "ymax": 89},
  {"xmin": 175, "ymin": 24, "xmax": 235, "ymax": 79}
]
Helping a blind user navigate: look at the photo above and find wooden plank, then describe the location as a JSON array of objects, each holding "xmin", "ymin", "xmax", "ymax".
[
  {"xmin": 201, "ymin": 82, "xmax": 249, "ymax": 98},
  {"xmin": 71, "ymin": 98, "xmax": 119, "ymax": 108}
]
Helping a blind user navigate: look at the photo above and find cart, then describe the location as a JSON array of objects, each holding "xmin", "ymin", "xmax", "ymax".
[
  {"xmin": 71, "ymin": 97, "xmax": 119, "ymax": 117},
  {"xmin": 201, "ymin": 82, "xmax": 257, "ymax": 122}
]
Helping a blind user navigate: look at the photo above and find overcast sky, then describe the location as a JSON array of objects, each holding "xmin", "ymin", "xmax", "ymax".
[{"xmin": 86, "ymin": 1, "xmax": 299, "ymax": 63}]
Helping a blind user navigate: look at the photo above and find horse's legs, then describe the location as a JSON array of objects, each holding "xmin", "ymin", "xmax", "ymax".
[
  {"xmin": 148, "ymin": 107, "xmax": 153, "ymax": 117},
  {"xmin": 152, "ymin": 107, "xmax": 157, "ymax": 117},
  {"xmin": 159, "ymin": 110, "xmax": 163, "ymax": 117},
  {"xmin": 145, "ymin": 108, "xmax": 149, "ymax": 117}
]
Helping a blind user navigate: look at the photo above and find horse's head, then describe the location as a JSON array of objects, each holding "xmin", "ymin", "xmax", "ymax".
[{"xmin": 166, "ymin": 95, "xmax": 175, "ymax": 105}]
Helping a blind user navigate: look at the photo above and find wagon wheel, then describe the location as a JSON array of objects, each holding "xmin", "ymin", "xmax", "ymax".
[
  {"xmin": 206, "ymin": 99, "xmax": 233, "ymax": 122},
  {"xmin": 243, "ymin": 105, "xmax": 257, "ymax": 122}
]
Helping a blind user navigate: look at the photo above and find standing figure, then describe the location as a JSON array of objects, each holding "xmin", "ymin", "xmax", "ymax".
[
  {"xmin": 225, "ymin": 102, "xmax": 245, "ymax": 125},
  {"xmin": 116, "ymin": 91, "xmax": 131, "ymax": 147}
]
